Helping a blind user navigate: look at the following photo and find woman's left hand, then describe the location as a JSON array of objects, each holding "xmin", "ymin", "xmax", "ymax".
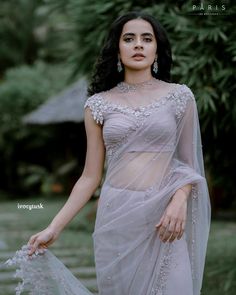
[{"xmin": 155, "ymin": 190, "xmax": 188, "ymax": 243}]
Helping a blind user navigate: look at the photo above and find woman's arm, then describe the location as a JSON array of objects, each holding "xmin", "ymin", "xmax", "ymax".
[
  {"xmin": 49, "ymin": 107, "xmax": 105, "ymax": 233},
  {"xmin": 155, "ymin": 184, "xmax": 191, "ymax": 243},
  {"xmin": 28, "ymin": 107, "xmax": 105, "ymax": 254}
]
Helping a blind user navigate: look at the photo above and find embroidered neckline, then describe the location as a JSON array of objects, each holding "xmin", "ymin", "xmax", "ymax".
[
  {"xmin": 84, "ymin": 83, "xmax": 192, "ymax": 124},
  {"xmin": 116, "ymin": 77, "xmax": 159, "ymax": 92},
  {"xmin": 100, "ymin": 83, "xmax": 183, "ymax": 114}
]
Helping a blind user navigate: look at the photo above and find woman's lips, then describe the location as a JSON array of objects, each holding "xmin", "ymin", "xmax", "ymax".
[{"xmin": 132, "ymin": 54, "xmax": 145, "ymax": 60}]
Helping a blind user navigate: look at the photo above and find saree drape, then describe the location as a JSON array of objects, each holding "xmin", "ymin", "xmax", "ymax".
[{"xmin": 3, "ymin": 81, "xmax": 211, "ymax": 295}]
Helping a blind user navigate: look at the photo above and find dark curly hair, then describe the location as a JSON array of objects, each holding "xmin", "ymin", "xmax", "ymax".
[{"xmin": 87, "ymin": 11, "xmax": 172, "ymax": 96}]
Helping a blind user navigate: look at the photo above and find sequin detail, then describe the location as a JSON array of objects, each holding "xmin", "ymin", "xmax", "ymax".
[
  {"xmin": 151, "ymin": 244, "xmax": 173, "ymax": 295},
  {"xmin": 4, "ymin": 245, "xmax": 52, "ymax": 295},
  {"xmin": 3, "ymin": 245, "xmax": 90, "ymax": 295},
  {"xmin": 84, "ymin": 84, "xmax": 195, "ymax": 125},
  {"xmin": 106, "ymin": 122, "xmax": 142, "ymax": 160},
  {"xmin": 84, "ymin": 93, "xmax": 105, "ymax": 124},
  {"xmin": 190, "ymin": 184, "xmax": 198, "ymax": 280},
  {"xmin": 116, "ymin": 77, "xmax": 157, "ymax": 92}
]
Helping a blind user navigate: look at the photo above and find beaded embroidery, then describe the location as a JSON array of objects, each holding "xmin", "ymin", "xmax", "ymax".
[
  {"xmin": 84, "ymin": 84, "xmax": 195, "ymax": 125},
  {"xmin": 84, "ymin": 93, "xmax": 106, "ymax": 124},
  {"xmin": 151, "ymin": 243, "xmax": 173, "ymax": 295},
  {"xmin": 84, "ymin": 85, "xmax": 195, "ymax": 160},
  {"xmin": 4, "ymin": 245, "xmax": 54, "ymax": 295},
  {"xmin": 116, "ymin": 77, "xmax": 157, "ymax": 92},
  {"xmin": 3, "ymin": 245, "xmax": 91, "ymax": 295},
  {"xmin": 190, "ymin": 184, "xmax": 198, "ymax": 280}
]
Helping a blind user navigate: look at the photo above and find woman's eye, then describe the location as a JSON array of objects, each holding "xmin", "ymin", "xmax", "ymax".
[
  {"xmin": 124, "ymin": 37, "xmax": 133, "ymax": 42},
  {"xmin": 144, "ymin": 38, "xmax": 152, "ymax": 42}
]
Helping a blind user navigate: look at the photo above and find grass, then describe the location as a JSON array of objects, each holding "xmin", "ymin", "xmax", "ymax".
[
  {"xmin": 0, "ymin": 196, "xmax": 96, "ymax": 249},
  {"xmin": 202, "ymin": 220, "xmax": 236, "ymax": 295},
  {"xmin": 0, "ymin": 196, "xmax": 236, "ymax": 294}
]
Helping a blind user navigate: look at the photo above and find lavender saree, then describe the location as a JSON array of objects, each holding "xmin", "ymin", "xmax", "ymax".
[{"xmin": 4, "ymin": 79, "xmax": 211, "ymax": 295}]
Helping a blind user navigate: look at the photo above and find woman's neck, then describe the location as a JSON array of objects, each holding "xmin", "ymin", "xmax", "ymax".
[{"xmin": 124, "ymin": 69, "xmax": 153, "ymax": 85}]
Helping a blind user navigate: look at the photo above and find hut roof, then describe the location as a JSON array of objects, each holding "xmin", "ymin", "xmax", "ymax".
[{"xmin": 23, "ymin": 78, "xmax": 88, "ymax": 124}]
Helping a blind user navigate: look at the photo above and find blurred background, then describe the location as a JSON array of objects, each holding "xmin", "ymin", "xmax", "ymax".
[{"xmin": 0, "ymin": 0, "xmax": 235, "ymax": 294}]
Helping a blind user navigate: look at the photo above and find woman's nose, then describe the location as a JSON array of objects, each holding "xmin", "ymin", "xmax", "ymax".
[{"xmin": 134, "ymin": 38, "xmax": 143, "ymax": 49}]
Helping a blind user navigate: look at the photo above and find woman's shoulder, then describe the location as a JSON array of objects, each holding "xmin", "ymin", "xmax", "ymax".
[
  {"xmin": 167, "ymin": 82, "xmax": 196, "ymax": 119},
  {"xmin": 84, "ymin": 92, "xmax": 106, "ymax": 125},
  {"xmin": 84, "ymin": 92, "xmax": 104, "ymax": 107},
  {"xmin": 165, "ymin": 82, "xmax": 195, "ymax": 101},
  {"xmin": 154, "ymin": 80, "xmax": 194, "ymax": 103}
]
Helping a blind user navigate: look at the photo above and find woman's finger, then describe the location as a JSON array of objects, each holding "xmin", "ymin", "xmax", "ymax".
[
  {"xmin": 163, "ymin": 229, "xmax": 173, "ymax": 242},
  {"xmin": 177, "ymin": 222, "xmax": 185, "ymax": 240},
  {"xmin": 168, "ymin": 230, "xmax": 177, "ymax": 242},
  {"xmin": 28, "ymin": 234, "xmax": 38, "ymax": 245},
  {"xmin": 28, "ymin": 235, "xmax": 48, "ymax": 255},
  {"xmin": 169, "ymin": 221, "xmax": 181, "ymax": 242},
  {"xmin": 163, "ymin": 218, "xmax": 176, "ymax": 242},
  {"xmin": 164, "ymin": 222, "xmax": 177, "ymax": 242},
  {"xmin": 158, "ymin": 218, "xmax": 170, "ymax": 242},
  {"xmin": 155, "ymin": 215, "xmax": 164, "ymax": 228},
  {"xmin": 177, "ymin": 230, "xmax": 183, "ymax": 240},
  {"xmin": 28, "ymin": 240, "xmax": 40, "ymax": 255},
  {"xmin": 158, "ymin": 224, "xmax": 167, "ymax": 240}
]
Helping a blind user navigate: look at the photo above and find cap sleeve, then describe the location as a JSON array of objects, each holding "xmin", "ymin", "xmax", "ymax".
[
  {"xmin": 84, "ymin": 93, "xmax": 104, "ymax": 125},
  {"xmin": 172, "ymin": 84, "xmax": 195, "ymax": 120}
]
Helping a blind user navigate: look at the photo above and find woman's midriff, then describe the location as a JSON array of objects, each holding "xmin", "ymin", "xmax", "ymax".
[{"xmin": 107, "ymin": 152, "xmax": 172, "ymax": 191}]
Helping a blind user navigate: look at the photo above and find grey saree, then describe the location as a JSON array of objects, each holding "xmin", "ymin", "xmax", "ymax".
[{"xmin": 3, "ymin": 79, "xmax": 211, "ymax": 295}]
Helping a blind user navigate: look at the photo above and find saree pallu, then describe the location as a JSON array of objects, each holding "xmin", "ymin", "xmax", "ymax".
[{"xmin": 2, "ymin": 83, "xmax": 211, "ymax": 295}]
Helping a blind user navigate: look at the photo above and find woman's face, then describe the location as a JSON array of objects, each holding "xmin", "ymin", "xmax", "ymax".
[{"xmin": 119, "ymin": 19, "xmax": 157, "ymax": 72}]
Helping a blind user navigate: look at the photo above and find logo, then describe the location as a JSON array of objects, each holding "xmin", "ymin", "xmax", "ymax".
[
  {"xmin": 176, "ymin": 1, "xmax": 233, "ymax": 16},
  {"xmin": 191, "ymin": 2, "xmax": 227, "ymax": 15}
]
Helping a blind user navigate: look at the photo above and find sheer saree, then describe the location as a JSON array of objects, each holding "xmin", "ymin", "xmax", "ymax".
[{"xmin": 3, "ymin": 80, "xmax": 211, "ymax": 295}]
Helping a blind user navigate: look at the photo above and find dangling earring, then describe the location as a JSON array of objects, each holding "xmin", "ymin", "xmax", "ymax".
[
  {"xmin": 153, "ymin": 55, "xmax": 158, "ymax": 74},
  {"xmin": 117, "ymin": 56, "xmax": 123, "ymax": 72}
]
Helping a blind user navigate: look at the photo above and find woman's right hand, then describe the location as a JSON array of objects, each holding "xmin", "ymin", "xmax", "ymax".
[{"xmin": 27, "ymin": 225, "xmax": 60, "ymax": 256}]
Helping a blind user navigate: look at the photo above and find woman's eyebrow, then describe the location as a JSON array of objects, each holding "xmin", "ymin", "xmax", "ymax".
[{"xmin": 122, "ymin": 32, "xmax": 154, "ymax": 37}]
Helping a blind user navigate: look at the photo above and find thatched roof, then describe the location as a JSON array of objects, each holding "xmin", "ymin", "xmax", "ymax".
[{"xmin": 23, "ymin": 78, "xmax": 88, "ymax": 124}]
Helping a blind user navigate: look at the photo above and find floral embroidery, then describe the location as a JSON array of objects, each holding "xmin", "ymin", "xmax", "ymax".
[
  {"xmin": 3, "ymin": 245, "xmax": 84, "ymax": 295},
  {"xmin": 106, "ymin": 122, "xmax": 141, "ymax": 159},
  {"xmin": 84, "ymin": 85, "xmax": 195, "ymax": 161},
  {"xmin": 4, "ymin": 245, "xmax": 54, "ymax": 295},
  {"xmin": 84, "ymin": 84, "xmax": 194, "ymax": 126},
  {"xmin": 170, "ymin": 86, "xmax": 195, "ymax": 119},
  {"xmin": 84, "ymin": 93, "xmax": 106, "ymax": 124}
]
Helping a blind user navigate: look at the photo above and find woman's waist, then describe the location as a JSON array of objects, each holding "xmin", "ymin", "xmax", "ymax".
[
  {"xmin": 105, "ymin": 152, "xmax": 172, "ymax": 190},
  {"xmin": 105, "ymin": 154, "xmax": 203, "ymax": 191}
]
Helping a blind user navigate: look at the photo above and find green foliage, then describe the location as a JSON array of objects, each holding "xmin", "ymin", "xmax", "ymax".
[
  {"xmin": 0, "ymin": 0, "xmax": 43, "ymax": 71},
  {"xmin": 0, "ymin": 0, "xmax": 74, "ymax": 73},
  {"xmin": 0, "ymin": 61, "xmax": 70, "ymax": 146},
  {"xmin": 0, "ymin": 61, "xmax": 70, "ymax": 135},
  {"xmin": 18, "ymin": 160, "xmax": 78, "ymax": 195},
  {"xmin": 0, "ymin": 62, "xmax": 72, "ymax": 195},
  {"xmin": 202, "ymin": 221, "xmax": 236, "ymax": 294}
]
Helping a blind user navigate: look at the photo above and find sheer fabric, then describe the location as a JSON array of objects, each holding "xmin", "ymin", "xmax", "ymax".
[
  {"xmin": 2, "ymin": 245, "xmax": 93, "ymax": 295},
  {"xmin": 3, "ymin": 79, "xmax": 211, "ymax": 295}
]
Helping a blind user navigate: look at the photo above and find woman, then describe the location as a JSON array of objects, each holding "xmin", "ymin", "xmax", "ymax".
[{"xmin": 5, "ymin": 11, "xmax": 211, "ymax": 295}]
